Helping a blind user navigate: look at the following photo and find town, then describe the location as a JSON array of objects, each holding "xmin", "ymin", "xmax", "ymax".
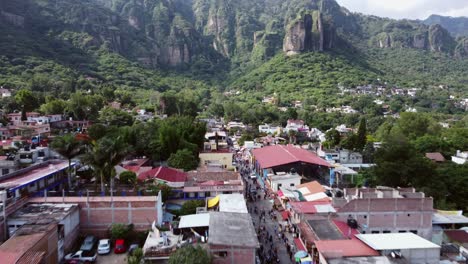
[{"xmin": 0, "ymin": 96, "xmax": 466, "ymax": 264}]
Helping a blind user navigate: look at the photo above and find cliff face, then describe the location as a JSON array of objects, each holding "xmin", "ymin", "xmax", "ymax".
[
  {"xmin": 1, "ymin": 0, "xmax": 465, "ymax": 70},
  {"xmin": 283, "ymin": 12, "xmax": 326, "ymax": 55}
]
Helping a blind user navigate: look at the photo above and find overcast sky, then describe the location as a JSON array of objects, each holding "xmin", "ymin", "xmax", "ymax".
[{"xmin": 336, "ymin": 0, "xmax": 468, "ymax": 20}]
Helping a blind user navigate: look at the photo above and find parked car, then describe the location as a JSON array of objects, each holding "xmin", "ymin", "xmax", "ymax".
[
  {"xmin": 64, "ymin": 250, "xmax": 97, "ymax": 262},
  {"xmin": 80, "ymin": 236, "xmax": 97, "ymax": 251},
  {"xmin": 114, "ymin": 239, "xmax": 126, "ymax": 254},
  {"xmin": 128, "ymin": 244, "xmax": 139, "ymax": 255},
  {"xmin": 97, "ymin": 239, "xmax": 111, "ymax": 255}
]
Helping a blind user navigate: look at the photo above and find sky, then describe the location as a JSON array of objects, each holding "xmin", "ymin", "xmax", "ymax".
[{"xmin": 335, "ymin": 0, "xmax": 468, "ymax": 20}]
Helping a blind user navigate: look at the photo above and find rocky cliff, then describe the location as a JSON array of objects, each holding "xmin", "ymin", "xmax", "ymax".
[{"xmin": 0, "ymin": 0, "xmax": 466, "ymax": 70}]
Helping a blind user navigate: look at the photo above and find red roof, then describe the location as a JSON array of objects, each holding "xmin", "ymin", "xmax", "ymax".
[
  {"xmin": 138, "ymin": 166, "xmax": 187, "ymax": 182},
  {"xmin": 290, "ymin": 201, "xmax": 333, "ymax": 214},
  {"xmin": 333, "ymin": 220, "xmax": 360, "ymax": 239},
  {"xmin": 445, "ymin": 230, "xmax": 468, "ymax": 243},
  {"xmin": 315, "ymin": 239, "xmax": 379, "ymax": 258},
  {"xmin": 425, "ymin": 152, "xmax": 445, "ymax": 162},
  {"xmin": 252, "ymin": 145, "xmax": 330, "ymax": 168},
  {"xmin": 294, "ymin": 238, "xmax": 307, "ymax": 251}
]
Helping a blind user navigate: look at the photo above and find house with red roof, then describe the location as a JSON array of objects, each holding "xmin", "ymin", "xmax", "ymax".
[
  {"xmin": 252, "ymin": 145, "xmax": 330, "ymax": 187},
  {"xmin": 138, "ymin": 166, "xmax": 187, "ymax": 188}
]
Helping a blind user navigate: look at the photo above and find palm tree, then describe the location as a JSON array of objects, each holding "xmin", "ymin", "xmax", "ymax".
[
  {"xmin": 82, "ymin": 136, "xmax": 129, "ymax": 193},
  {"xmin": 51, "ymin": 134, "xmax": 84, "ymax": 189}
]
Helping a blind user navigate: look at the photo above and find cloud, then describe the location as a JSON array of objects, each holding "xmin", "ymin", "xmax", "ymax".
[{"xmin": 336, "ymin": 0, "xmax": 468, "ymax": 19}]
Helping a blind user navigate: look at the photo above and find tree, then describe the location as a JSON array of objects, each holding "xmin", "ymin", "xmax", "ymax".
[
  {"xmin": 110, "ymin": 223, "xmax": 131, "ymax": 240},
  {"xmin": 147, "ymin": 183, "xmax": 173, "ymax": 202},
  {"xmin": 179, "ymin": 200, "xmax": 205, "ymax": 216},
  {"xmin": 67, "ymin": 92, "xmax": 104, "ymax": 120},
  {"xmin": 168, "ymin": 149, "xmax": 199, "ymax": 171},
  {"xmin": 50, "ymin": 134, "xmax": 84, "ymax": 188},
  {"xmin": 119, "ymin": 171, "xmax": 137, "ymax": 185},
  {"xmin": 325, "ymin": 129, "xmax": 341, "ymax": 147},
  {"xmin": 15, "ymin": 89, "xmax": 38, "ymax": 120},
  {"xmin": 286, "ymin": 108, "xmax": 298, "ymax": 120},
  {"xmin": 128, "ymin": 248, "xmax": 143, "ymax": 264},
  {"xmin": 82, "ymin": 135, "xmax": 130, "ymax": 192},
  {"xmin": 168, "ymin": 245, "xmax": 211, "ymax": 264},
  {"xmin": 99, "ymin": 106, "xmax": 134, "ymax": 126},
  {"xmin": 356, "ymin": 118, "xmax": 367, "ymax": 150},
  {"xmin": 40, "ymin": 98, "xmax": 67, "ymax": 115}
]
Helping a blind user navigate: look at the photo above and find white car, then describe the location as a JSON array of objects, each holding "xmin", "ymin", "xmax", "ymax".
[{"xmin": 97, "ymin": 239, "xmax": 111, "ymax": 255}]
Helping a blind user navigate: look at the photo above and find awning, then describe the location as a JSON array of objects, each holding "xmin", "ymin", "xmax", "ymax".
[
  {"xmin": 294, "ymin": 238, "xmax": 307, "ymax": 251},
  {"xmin": 208, "ymin": 195, "xmax": 220, "ymax": 208}
]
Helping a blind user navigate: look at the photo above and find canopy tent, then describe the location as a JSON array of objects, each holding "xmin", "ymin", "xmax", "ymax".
[{"xmin": 208, "ymin": 195, "xmax": 220, "ymax": 208}]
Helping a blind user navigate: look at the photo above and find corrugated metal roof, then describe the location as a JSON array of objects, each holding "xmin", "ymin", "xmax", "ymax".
[{"xmin": 252, "ymin": 145, "xmax": 330, "ymax": 168}]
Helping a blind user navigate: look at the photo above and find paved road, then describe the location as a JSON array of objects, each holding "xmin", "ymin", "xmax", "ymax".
[{"xmin": 239, "ymin": 162, "xmax": 295, "ymax": 264}]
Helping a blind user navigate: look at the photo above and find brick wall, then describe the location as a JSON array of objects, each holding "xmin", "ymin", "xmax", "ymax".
[
  {"xmin": 336, "ymin": 197, "xmax": 433, "ymax": 239},
  {"xmin": 209, "ymin": 244, "xmax": 256, "ymax": 264},
  {"xmin": 30, "ymin": 196, "xmax": 159, "ymax": 233}
]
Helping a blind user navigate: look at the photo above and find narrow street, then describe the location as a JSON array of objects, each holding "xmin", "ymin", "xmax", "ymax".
[{"xmin": 238, "ymin": 161, "xmax": 295, "ymax": 264}]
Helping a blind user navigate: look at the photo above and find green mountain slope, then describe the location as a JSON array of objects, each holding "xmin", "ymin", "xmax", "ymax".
[{"xmin": 0, "ymin": 0, "xmax": 468, "ymax": 95}]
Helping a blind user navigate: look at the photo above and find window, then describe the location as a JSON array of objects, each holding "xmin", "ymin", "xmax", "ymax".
[
  {"xmin": 290, "ymin": 183, "xmax": 295, "ymax": 187},
  {"xmin": 2, "ymin": 169, "xmax": 8, "ymax": 175},
  {"xmin": 371, "ymin": 231, "xmax": 379, "ymax": 234},
  {"xmin": 383, "ymin": 230, "xmax": 391, "ymax": 234},
  {"xmin": 214, "ymin": 251, "xmax": 228, "ymax": 258},
  {"xmin": 398, "ymin": 230, "xmax": 407, "ymax": 233},
  {"xmin": 410, "ymin": 230, "xmax": 417, "ymax": 235}
]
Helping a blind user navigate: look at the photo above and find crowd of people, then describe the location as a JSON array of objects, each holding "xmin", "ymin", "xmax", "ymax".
[{"xmin": 236, "ymin": 156, "xmax": 300, "ymax": 264}]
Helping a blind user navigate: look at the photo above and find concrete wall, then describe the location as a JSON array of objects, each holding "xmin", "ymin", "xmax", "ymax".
[
  {"xmin": 30, "ymin": 196, "xmax": 159, "ymax": 233},
  {"xmin": 199, "ymin": 153, "xmax": 234, "ymax": 170},
  {"xmin": 400, "ymin": 248, "xmax": 440, "ymax": 264},
  {"xmin": 337, "ymin": 198, "xmax": 433, "ymax": 239},
  {"xmin": 209, "ymin": 244, "xmax": 256, "ymax": 264}
]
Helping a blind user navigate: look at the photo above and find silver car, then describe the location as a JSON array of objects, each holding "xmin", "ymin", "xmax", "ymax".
[{"xmin": 97, "ymin": 239, "xmax": 111, "ymax": 255}]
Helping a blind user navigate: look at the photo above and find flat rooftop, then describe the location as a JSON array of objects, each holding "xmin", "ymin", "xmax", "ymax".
[
  {"xmin": 9, "ymin": 203, "xmax": 78, "ymax": 222},
  {"xmin": 209, "ymin": 212, "xmax": 259, "ymax": 248},
  {"xmin": 219, "ymin": 193, "xmax": 248, "ymax": 213},
  {"xmin": 0, "ymin": 161, "xmax": 71, "ymax": 190},
  {"xmin": 327, "ymin": 256, "xmax": 408, "ymax": 264},
  {"xmin": 307, "ymin": 219, "xmax": 344, "ymax": 240},
  {"xmin": 356, "ymin": 233, "xmax": 440, "ymax": 250}
]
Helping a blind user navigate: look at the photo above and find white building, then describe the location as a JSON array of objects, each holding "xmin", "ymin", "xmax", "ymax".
[
  {"xmin": 452, "ymin": 150, "xmax": 468, "ymax": 165},
  {"xmin": 284, "ymin": 119, "xmax": 310, "ymax": 133},
  {"xmin": 227, "ymin": 121, "xmax": 246, "ymax": 130},
  {"xmin": 0, "ymin": 87, "xmax": 12, "ymax": 98},
  {"xmin": 267, "ymin": 172, "xmax": 302, "ymax": 192},
  {"xmin": 258, "ymin": 124, "xmax": 282, "ymax": 135},
  {"xmin": 356, "ymin": 233, "xmax": 440, "ymax": 264}
]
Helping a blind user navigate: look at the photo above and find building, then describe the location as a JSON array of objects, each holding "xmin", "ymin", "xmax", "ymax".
[
  {"xmin": 18, "ymin": 146, "xmax": 50, "ymax": 164},
  {"xmin": 7, "ymin": 203, "xmax": 79, "ymax": 260},
  {"xmin": 216, "ymin": 193, "xmax": 248, "ymax": 214},
  {"xmin": 452, "ymin": 150, "xmax": 468, "ymax": 164},
  {"xmin": 30, "ymin": 194, "xmax": 163, "ymax": 235},
  {"xmin": 0, "ymin": 222, "xmax": 57, "ymax": 264},
  {"xmin": 199, "ymin": 151, "xmax": 234, "ymax": 170},
  {"xmin": 252, "ymin": 145, "xmax": 330, "ymax": 186},
  {"xmin": 258, "ymin": 124, "xmax": 282, "ymax": 135},
  {"xmin": 267, "ymin": 172, "xmax": 302, "ymax": 192},
  {"xmin": 425, "ymin": 152, "xmax": 445, "ymax": 163},
  {"xmin": 208, "ymin": 212, "xmax": 259, "ymax": 264},
  {"xmin": 314, "ymin": 239, "xmax": 379, "ymax": 263},
  {"xmin": 0, "ymin": 87, "xmax": 11, "ymax": 98},
  {"xmin": 138, "ymin": 166, "xmax": 187, "ymax": 188},
  {"xmin": 0, "ymin": 156, "xmax": 19, "ymax": 176},
  {"xmin": 7, "ymin": 112, "xmax": 40, "ymax": 126},
  {"xmin": 182, "ymin": 171, "xmax": 243, "ymax": 200},
  {"xmin": 0, "ymin": 160, "xmax": 75, "ymax": 199},
  {"xmin": 334, "ymin": 187, "xmax": 433, "ymax": 239},
  {"xmin": 284, "ymin": 119, "xmax": 310, "ymax": 134},
  {"xmin": 356, "ymin": 233, "xmax": 440, "ymax": 264}
]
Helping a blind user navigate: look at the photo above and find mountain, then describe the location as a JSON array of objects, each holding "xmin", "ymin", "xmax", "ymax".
[
  {"xmin": 424, "ymin": 14, "xmax": 468, "ymax": 38},
  {"xmin": 1, "ymin": 0, "xmax": 468, "ymax": 93}
]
